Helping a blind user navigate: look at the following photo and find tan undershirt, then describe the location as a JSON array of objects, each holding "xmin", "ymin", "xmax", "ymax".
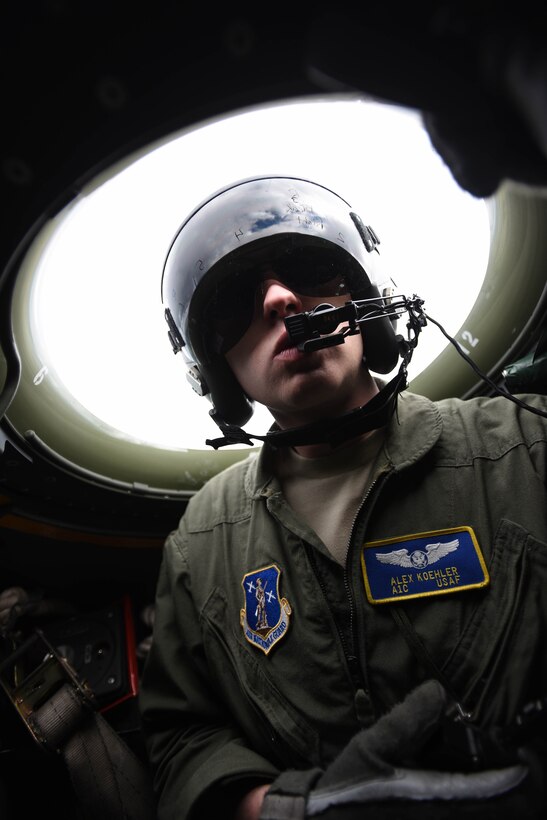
[{"xmin": 274, "ymin": 429, "xmax": 386, "ymax": 565}]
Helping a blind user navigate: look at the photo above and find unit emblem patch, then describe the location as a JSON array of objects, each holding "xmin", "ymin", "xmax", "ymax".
[
  {"xmin": 240, "ymin": 564, "xmax": 292, "ymax": 654},
  {"xmin": 361, "ymin": 526, "xmax": 489, "ymax": 604}
]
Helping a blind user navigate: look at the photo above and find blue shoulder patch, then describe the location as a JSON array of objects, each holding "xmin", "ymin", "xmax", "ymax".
[
  {"xmin": 361, "ymin": 526, "xmax": 489, "ymax": 604},
  {"xmin": 240, "ymin": 564, "xmax": 292, "ymax": 654}
]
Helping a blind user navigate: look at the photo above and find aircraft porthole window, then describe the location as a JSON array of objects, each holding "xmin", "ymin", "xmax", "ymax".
[{"xmin": 6, "ymin": 97, "xmax": 506, "ymax": 492}]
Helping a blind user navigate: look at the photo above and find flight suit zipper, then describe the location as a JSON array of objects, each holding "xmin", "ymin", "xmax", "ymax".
[
  {"xmin": 304, "ymin": 543, "xmax": 359, "ymax": 688},
  {"xmin": 305, "ymin": 469, "xmax": 391, "ymax": 722},
  {"xmin": 343, "ymin": 470, "xmax": 390, "ymax": 721}
]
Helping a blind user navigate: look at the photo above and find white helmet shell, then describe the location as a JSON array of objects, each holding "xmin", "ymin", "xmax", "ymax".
[{"xmin": 162, "ymin": 175, "xmax": 399, "ymax": 425}]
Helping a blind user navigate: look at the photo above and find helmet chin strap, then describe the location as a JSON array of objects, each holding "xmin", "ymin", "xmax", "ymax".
[{"xmin": 205, "ymin": 358, "xmax": 409, "ymax": 450}]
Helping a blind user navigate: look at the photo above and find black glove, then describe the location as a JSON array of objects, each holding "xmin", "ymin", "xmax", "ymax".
[
  {"xmin": 260, "ymin": 680, "xmax": 528, "ymax": 820},
  {"xmin": 305, "ymin": 9, "xmax": 547, "ymax": 199}
]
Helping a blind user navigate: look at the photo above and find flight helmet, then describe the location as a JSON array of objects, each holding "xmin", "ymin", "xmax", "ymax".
[{"xmin": 161, "ymin": 175, "xmax": 400, "ymax": 427}]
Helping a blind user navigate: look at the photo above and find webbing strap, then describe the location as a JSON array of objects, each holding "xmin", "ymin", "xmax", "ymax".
[
  {"xmin": 31, "ymin": 683, "xmax": 156, "ymax": 820},
  {"xmin": 260, "ymin": 769, "xmax": 322, "ymax": 820}
]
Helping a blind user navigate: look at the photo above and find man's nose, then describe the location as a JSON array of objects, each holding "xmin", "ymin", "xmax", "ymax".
[{"xmin": 261, "ymin": 279, "xmax": 303, "ymax": 319}]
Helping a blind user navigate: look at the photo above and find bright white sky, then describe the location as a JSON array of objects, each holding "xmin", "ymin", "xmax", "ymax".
[{"xmin": 30, "ymin": 97, "xmax": 491, "ymax": 449}]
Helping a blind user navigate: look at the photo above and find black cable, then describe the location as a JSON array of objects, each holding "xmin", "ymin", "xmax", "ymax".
[
  {"xmin": 289, "ymin": 295, "xmax": 547, "ymax": 421},
  {"xmin": 424, "ymin": 311, "xmax": 547, "ymax": 420}
]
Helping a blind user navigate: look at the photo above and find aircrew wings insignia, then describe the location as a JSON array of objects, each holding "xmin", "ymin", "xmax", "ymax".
[{"xmin": 376, "ymin": 538, "xmax": 459, "ymax": 569}]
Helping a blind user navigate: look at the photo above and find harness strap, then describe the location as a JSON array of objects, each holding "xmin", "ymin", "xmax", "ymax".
[{"xmin": 389, "ymin": 607, "xmax": 463, "ymax": 706}]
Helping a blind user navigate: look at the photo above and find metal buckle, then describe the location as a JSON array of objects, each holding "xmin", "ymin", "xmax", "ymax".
[{"xmin": 0, "ymin": 628, "xmax": 95, "ymax": 749}]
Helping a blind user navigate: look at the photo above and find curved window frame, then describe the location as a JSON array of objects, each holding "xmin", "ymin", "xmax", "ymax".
[{"xmin": 3, "ymin": 103, "xmax": 547, "ymax": 494}]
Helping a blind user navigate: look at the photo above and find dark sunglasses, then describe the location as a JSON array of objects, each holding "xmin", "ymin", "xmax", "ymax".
[{"xmin": 204, "ymin": 250, "xmax": 350, "ymax": 353}]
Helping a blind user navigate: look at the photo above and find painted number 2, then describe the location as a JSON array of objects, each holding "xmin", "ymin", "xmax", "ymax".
[
  {"xmin": 459, "ymin": 329, "xmax": 479, "ymax": 355},
  {"xmin": 462, "ymin": 330, "xmax": 479, "ymax": 348}
]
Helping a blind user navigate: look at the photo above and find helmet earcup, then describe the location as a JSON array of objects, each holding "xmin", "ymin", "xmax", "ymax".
[
  {"xmin": 202, "ymin": 358, "xmax": 254, "ymax": 427},
  {"xmin": 358, "ymin": 285, "xmax": 400, "ymax": 374}
]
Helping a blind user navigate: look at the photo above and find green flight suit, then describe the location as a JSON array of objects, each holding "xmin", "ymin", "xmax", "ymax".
[{"xmin": 140, "ymin": 389, "xmax": 547, "ymax": 819}]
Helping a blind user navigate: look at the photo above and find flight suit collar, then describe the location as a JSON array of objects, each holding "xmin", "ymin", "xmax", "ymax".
[
  {"xmin": 245, "ymin": 390, "xmax": 443, "ymax": 498},
  {"xmin": 382, "ymin": 389, "xmax": 443, "ymax": 472}
]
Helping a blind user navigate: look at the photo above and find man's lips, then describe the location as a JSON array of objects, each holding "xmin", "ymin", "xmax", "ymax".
[
  {"xmin": 272, "ymin": 332, "xmax": 323, "ymax": 365},
  {"xmin": 273, "ymin": 332, "xmax": 301, "ymax": 358}
]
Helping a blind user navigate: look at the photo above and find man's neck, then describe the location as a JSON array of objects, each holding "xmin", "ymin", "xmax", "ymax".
[{"xmin": 272, "ymin": 372, "xmax": 380, "ymax": 458}]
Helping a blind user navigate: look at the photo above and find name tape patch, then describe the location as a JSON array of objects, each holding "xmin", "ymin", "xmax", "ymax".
[{"xmin": 361, "ymin": 526, "xmax": 489, "ymax": 604}]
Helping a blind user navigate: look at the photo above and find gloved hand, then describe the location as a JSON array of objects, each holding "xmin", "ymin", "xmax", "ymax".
[
  {"xmin": 259, "ymin": 680, "xmax": 528, "ymax": 820},
  {"xmin": 0, "ymin": 586, "xmax": 32, "ymax": 626},
  {"xmin": 0, "ymin": 586, "xmax": 76, "ymax": 631},
  {"xmin": 305, "ymin": 9, "xmax": 547, "ymax": 199}
]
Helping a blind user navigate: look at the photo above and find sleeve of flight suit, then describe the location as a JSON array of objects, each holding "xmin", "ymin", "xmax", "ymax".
[
  {"xmin": 139, "ymin": 525, "xmax": 279, "ymax": 820},
  {"xmin": 524, "ymin": 398, "xmax": 547, "ymax": 484}
]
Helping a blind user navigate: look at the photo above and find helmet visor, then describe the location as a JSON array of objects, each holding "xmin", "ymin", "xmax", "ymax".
[{"xmin": 202, "ymin": 244, "xmax": 353, "ymax": 353}]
